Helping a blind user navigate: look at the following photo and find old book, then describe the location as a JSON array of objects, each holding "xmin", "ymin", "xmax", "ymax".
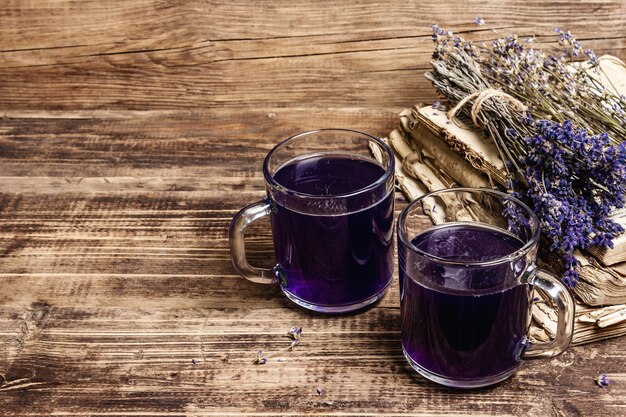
[
  {"xmin": 405, "ymin": 105, "xmax": 626, "ymax": 306},
  {"xmin": 531, "ymin": 300, "xmax": 626, "ymax": 346},
  {"xmin": 382, "ymin": 119, "xmax": 626, "ymax": 345},
  {"xmin": 586, "ymin": 209, "xmax": 626, "ymax": 265}
]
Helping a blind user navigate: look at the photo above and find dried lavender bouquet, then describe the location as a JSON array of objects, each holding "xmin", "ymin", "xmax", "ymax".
[{"xmin": 426, "ymin": 24, "xmax": 626, "ymax": 286}]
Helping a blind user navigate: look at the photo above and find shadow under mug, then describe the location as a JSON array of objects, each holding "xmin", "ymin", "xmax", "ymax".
[
  {"xmin": 397, "ymin": 187, "xmax": 575, "ymax": 388},
  {"xmin": 229, "ymin": 129, "xmax": 395, "ymax": 313}
]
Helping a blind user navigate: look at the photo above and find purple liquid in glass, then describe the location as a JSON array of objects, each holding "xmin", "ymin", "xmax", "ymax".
[
  {"xmin": 270, "ymin": 154, "xmax": 393, "ymax": 307},
  {"xmin": 401, "ymin": 224, "xmax": 531, "ymax": 381}
]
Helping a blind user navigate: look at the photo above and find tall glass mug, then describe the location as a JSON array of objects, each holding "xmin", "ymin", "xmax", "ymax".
[
  {"xmin": 229, "ymin": 129, "xmax": 395, "ymax": 313},
  {"xmin": 397, "ymin": 188, "xmax": 575, "ymax": 388}
]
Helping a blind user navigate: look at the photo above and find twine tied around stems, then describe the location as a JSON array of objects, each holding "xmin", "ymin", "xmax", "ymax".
[{"xmin": 447, "ymin": 88, "xmax": 528, "ymax": 126}]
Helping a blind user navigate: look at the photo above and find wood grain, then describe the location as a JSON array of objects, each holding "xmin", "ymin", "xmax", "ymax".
[
  {"xmin": 0, "ymin": 1, "xmax": 624, "ymax": 110},
  {"xmin": 0, "ymin": 1, "xmax": 625, "ymax": 416}
]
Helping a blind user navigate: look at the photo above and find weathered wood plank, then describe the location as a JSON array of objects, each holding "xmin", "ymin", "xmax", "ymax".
[
  {"xmin": 0, "ymin": 1, "xmax": 623, "ymax": 110},
  {"xmin": 0, "ymin": 190, "xmax": 404, "ymax": 309},
  {"xmin": 0, "ymin": 303, "xmax": 623, "ymax": 416},
  {"xmin": 0, "ymin": 109, "xmax": 398, "ymax": 177},
  {"xmin": 0, "ymin": 1, "xmax": 625, "ymax": 416}
]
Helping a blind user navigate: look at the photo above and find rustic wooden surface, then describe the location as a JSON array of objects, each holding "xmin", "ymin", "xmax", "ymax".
[{"xmin": 0, "ymin": 1, "xmax": 625, "ymax": 416}]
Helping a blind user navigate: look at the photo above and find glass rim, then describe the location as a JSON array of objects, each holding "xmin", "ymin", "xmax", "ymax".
[
  {"xmin": 397, "ymin": 187, "xmax": 541, "ymax": 267},
  {"xmin": 262, "ymin": 128, "xmax": 395, "ymax": 200}
]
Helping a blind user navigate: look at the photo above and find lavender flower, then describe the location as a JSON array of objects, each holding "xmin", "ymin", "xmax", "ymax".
[
  {"xmin": 555, "ymin": 28, "xmax": 582, "ymax": 56},
  {"xmin": 254, "ymin": 350, "xmax": 267, "ymax": 365},
  {"xmin": 595, "ymin": 373, "xmax": 610, "ymax": 388},
  {"xmin": 474, "ymin": 17, "xmax": 485, "ymax": 26},
  {"xmin": 286, "ymin": 326, "xmax": 303, "ymax": 340},
  {"xmin": 505, "ymin": 128, "xmax": 518, "ymax": 138},
  {"xmin": 584, "ymin": 49, "xmax": 598, "ymax": 66},
  {"xmin": 515, "ymin": 120, "xmax": 626, "ymax": 285},
  {"xmin": 432, "ymin": 100, "xmax": 446, "ymax": 111},
  {"xmin": 254, "ymin": 326, "xmax": 304, "ymax": 364},
  {"xmin": 431, "ymin": 23, "xmax": 445, "ymax": 42},
  {"xmin": 286, "ymin": 326, "xmax": 303, "ymax": 350}
]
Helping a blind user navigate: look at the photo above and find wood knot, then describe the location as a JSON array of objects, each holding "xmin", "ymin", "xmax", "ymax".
[{"xmin": 28, "ymin": 301, "xmax": 50, "ymax": 324}]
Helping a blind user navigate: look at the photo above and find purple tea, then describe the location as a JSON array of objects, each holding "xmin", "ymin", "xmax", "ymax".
[
  {"xmin": 270, "ymin": 153, "xmax": 394, "ymax": 308},
  {"xmin": 400, "ymin": 223, "xmax": 531, "ymax": 381}
]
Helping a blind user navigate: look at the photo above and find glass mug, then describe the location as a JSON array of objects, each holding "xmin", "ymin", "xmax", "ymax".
[
  {"xmin": 397, "ymin": 188, "xmax": 575, "ymax": 388},
  {"xmin": 229, "ymin": 129, "xmax": 395, "ymax": 313}
]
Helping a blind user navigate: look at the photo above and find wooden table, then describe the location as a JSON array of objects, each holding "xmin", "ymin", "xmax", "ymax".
[{"xmin": 1, "ymin": 2, "xmax": 625, "ymax": 415}]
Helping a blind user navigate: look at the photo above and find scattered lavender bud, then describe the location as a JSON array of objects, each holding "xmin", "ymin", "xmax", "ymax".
[
  {"xmin": 316, "ymin": 387, "xmax": 324, "ymax": 396},
  {"xmin": 254, "ymin": 326, "xmax": 304, "ymax": 365},
  {"xmin": 286, "ymin": 326, "xmax": 303, "ymax": 341},
  {"xmin": 432, "ymin": 100, "xmax": 446, "ymax": 111},
  {"xmin": 532, "ymin": 296, "xmax": 541, "ymax": 302},
  {"xmin": 595, "ymin": 373, "xmax": 610, "ymax": 388},
  {"xmin": 505, "ymin": 128, "xmax": 518, "ymax": 137},
  {"xmin": 323, "ymin": 401, "xmax": 335, "ymax": 406},
  {"xmin": 191, "ymin": 358, "xmax": 198, "ymax": 365},
  {"xmin": 254, "ymin": 350, "xmax": 267, "ymax": 365},
  {"xmin": 474, "ymin": 17, "xmax": 485, "ymax": 26}
]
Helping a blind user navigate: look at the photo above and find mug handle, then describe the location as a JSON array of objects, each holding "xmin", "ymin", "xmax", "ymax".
[
  {"xmin": 522, "ymin": 265, "xmax": 575, "ymax": 359},
  {"xmin": 229, "ymin": 199, "xmax": 279, "ymax": 284}
]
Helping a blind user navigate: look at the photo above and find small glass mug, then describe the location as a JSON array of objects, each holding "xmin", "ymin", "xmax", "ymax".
[
  {"xmin": 229, "ymin": 129, "xmax": 395, "ymax": 313},
  {"xmin": 397, "ymin": 188, "xmax": 575, "ymax": 388}
]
